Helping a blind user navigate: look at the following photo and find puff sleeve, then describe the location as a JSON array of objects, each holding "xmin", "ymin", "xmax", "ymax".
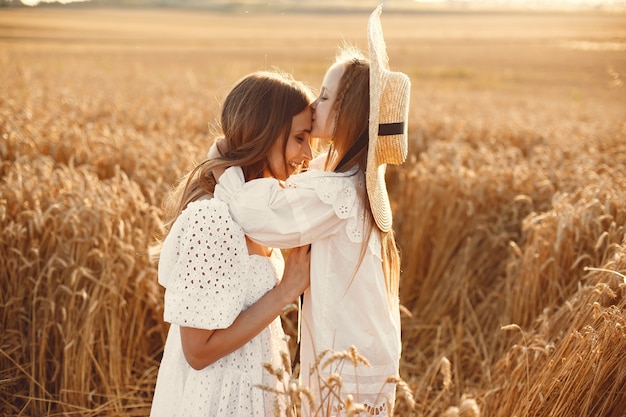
[
  {"xmin": 214, "ymin": 166, "xmax": 366, "ymax": 248},
  {"xmin": 157, "ymin": 198, "xmax": 249, "ymax": 330}
]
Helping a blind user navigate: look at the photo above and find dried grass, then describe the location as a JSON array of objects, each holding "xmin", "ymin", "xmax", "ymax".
[
  {"xmin": 2, "ymin": 8, "xmax": 626, "ymax": 417},
  {"xmin": 0, "ymin": 156, "xmax": 164, "ymax": 416},
  {"xmin": 487, "ymin": 263, "xmax": 626, "ymax": 416},
  {"xmin": 259, "ymin": 346, "xmax": 416, "ymax": 417}
]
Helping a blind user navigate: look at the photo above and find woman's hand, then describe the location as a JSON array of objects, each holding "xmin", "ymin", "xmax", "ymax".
[
  {"xmin": 279, "ymin": 245, "xmax": 311, "ymax": 301},
  {"xmin": 180, "ymin": 245, "xmax": 310, "ymax": 371}
]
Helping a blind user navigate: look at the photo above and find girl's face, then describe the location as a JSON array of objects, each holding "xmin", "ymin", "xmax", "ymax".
[
  {"xmin": 266, "ymin": 107, "xmax": 313, "ymax": 181},
  {"xmin": 311, "ymin": 63, "xmax": 345, "ymax": 140}
]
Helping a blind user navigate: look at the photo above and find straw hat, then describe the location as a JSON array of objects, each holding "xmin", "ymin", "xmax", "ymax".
[{"xmin": 366, "ymin": 4, "xmax": 411, "ymax": 233}]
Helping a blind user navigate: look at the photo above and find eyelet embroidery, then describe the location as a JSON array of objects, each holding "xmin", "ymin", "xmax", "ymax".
[
  {"xmin": 287, "ymin": 172, "xmax": 367, "ymax": 243},
  {"xmin": 156, "ymin": 197, "xmax": 291, "ymax": 415}
]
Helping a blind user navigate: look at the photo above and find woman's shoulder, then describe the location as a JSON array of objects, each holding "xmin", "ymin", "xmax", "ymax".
[
  {"xmin": 173, "ymin": 197, "xmax": 243, "ymax": 238},
  {"xmin": 158, "ymin": 196, "xmax": 249, "ymax": 292},
  {"xmin": 181, "ymin": 196, "xmax": 229, "ymax": 216}
]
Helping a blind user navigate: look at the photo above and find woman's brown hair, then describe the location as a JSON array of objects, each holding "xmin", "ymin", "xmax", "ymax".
[{"xmin": 153, "ymin": 70, "xmax": 313, "ymax": 255}]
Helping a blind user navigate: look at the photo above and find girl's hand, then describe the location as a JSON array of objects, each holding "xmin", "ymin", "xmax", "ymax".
[{"xmin": 207, "ymin": 139, "xmax": 227, "ymax": 180}]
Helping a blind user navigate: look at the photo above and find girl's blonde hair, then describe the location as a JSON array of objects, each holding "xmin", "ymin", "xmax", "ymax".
[
  {"xmin": 324, "ymin": 46, "xmax": 401, "ymax": 305},
  {"xmin": 153, "ymin": 71, "xmax": 313, "ymax": 257}
]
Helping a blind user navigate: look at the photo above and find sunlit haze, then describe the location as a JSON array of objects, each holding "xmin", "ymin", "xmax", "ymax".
[
  {"xmin": 21, "ymin": 0, "xmax": 88, "ymax": 5},
  {"xmin": 18, "ymin": 0, "xmax": 626, "ymax": 9},
  {"xmin": 413, "ymin": 0, "xmax": 625, "ymax": 6}
]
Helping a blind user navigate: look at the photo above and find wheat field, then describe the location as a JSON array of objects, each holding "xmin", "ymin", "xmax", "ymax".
[{"xmin": 1, "ymin": 6, "xmax": 626, "ymax": 416}]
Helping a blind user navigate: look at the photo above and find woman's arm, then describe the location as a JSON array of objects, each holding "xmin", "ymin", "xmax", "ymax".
[{"xmin": 179, "ymin": 245, "xmax": 310, "ymax": 370}]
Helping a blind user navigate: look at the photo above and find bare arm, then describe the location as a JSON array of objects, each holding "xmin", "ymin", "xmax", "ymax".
[{"xmin": 179, "ymin": 245, "xmax": 310, "ymax": 370}]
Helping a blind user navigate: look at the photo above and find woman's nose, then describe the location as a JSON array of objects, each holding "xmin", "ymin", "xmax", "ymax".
[{"xmin": 303, "ymin": 141, "xmax": 313, "ymax": 161}]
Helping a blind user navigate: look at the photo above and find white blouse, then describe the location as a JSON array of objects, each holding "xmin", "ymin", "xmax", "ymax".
[
  {"xmin": 150, "ymin": 198, "xmax": 288, "ymax": 417},
  {"xmin": 215, "ymin": 166, "xmax": 402, "ymax": 416}
]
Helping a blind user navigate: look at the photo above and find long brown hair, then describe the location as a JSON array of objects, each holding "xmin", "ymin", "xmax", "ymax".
[
  {"xmin": 153, "ymin": 71, "xmax": 313, "ymax": 256},
  {"xmin": 325, "ymin": 47, "xmax": 401, "ymax": 305}
]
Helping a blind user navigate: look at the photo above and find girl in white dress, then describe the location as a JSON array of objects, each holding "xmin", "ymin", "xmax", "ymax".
[
  {"xmin": 215, "ymin": 6, "xmax": 411, "ymax": 416},
  {"xmin": 150, "ymin": 71, "xmax": 315, "ymax": 417}
]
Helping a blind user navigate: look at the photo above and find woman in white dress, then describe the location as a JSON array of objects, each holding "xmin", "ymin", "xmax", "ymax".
[
  {"xmin": 150, "ymin": 70, "xmax": 315, "ymax": 417},
  {"xmin": 214, "ymin": 6, "xmax": 411, "ymax": 416}
]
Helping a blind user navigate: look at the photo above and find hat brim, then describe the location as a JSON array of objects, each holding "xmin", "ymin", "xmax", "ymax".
[{"xmin": 366, "ymin": 5, "xmax": 411, "ymax": 233}]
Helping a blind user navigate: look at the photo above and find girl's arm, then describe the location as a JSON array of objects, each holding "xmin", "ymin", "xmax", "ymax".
[
  {"xmin": 179, "ymin": 245, "xmax": 310, "ymax": 370},
  {"xmin": 215, "ymin": 166, "xmax": 355, "ymax": 248}
]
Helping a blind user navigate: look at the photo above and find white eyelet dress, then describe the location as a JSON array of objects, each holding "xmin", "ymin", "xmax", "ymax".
[
  {"xmin": 215, "ymin": 166, "xmax": 402, "ymax": 417},
  {"xmin": 150, "ymin": 197, "xmax": 289, "ymax": 417}
]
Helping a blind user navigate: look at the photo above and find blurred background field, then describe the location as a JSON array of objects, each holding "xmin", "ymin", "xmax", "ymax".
[{"xmin": 1, "ymin": 5, "xmax": 626, "ymax": 416}]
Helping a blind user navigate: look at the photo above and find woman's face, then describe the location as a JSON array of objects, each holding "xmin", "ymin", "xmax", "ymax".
[
  {"xmin": 266, "ymin": 107, "xmax": 313, "ymax": 181},
  {"xmin": 311, "ymin": 63, "xmax": 345, "ymax": 140}
]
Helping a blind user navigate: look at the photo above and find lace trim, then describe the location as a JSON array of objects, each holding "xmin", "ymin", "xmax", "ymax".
[{"xmin": 286, "ymin": 172, "xmax": 367, "ymax": 243}]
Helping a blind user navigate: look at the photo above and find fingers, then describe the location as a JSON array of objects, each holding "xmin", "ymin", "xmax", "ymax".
[
  {"xmin": 206, "ymin": 140, "xmax": 221, "ymax": 160},
  {"xmin": 283, "ymin": 245, "xmax": 311, "ymax": 297}
]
